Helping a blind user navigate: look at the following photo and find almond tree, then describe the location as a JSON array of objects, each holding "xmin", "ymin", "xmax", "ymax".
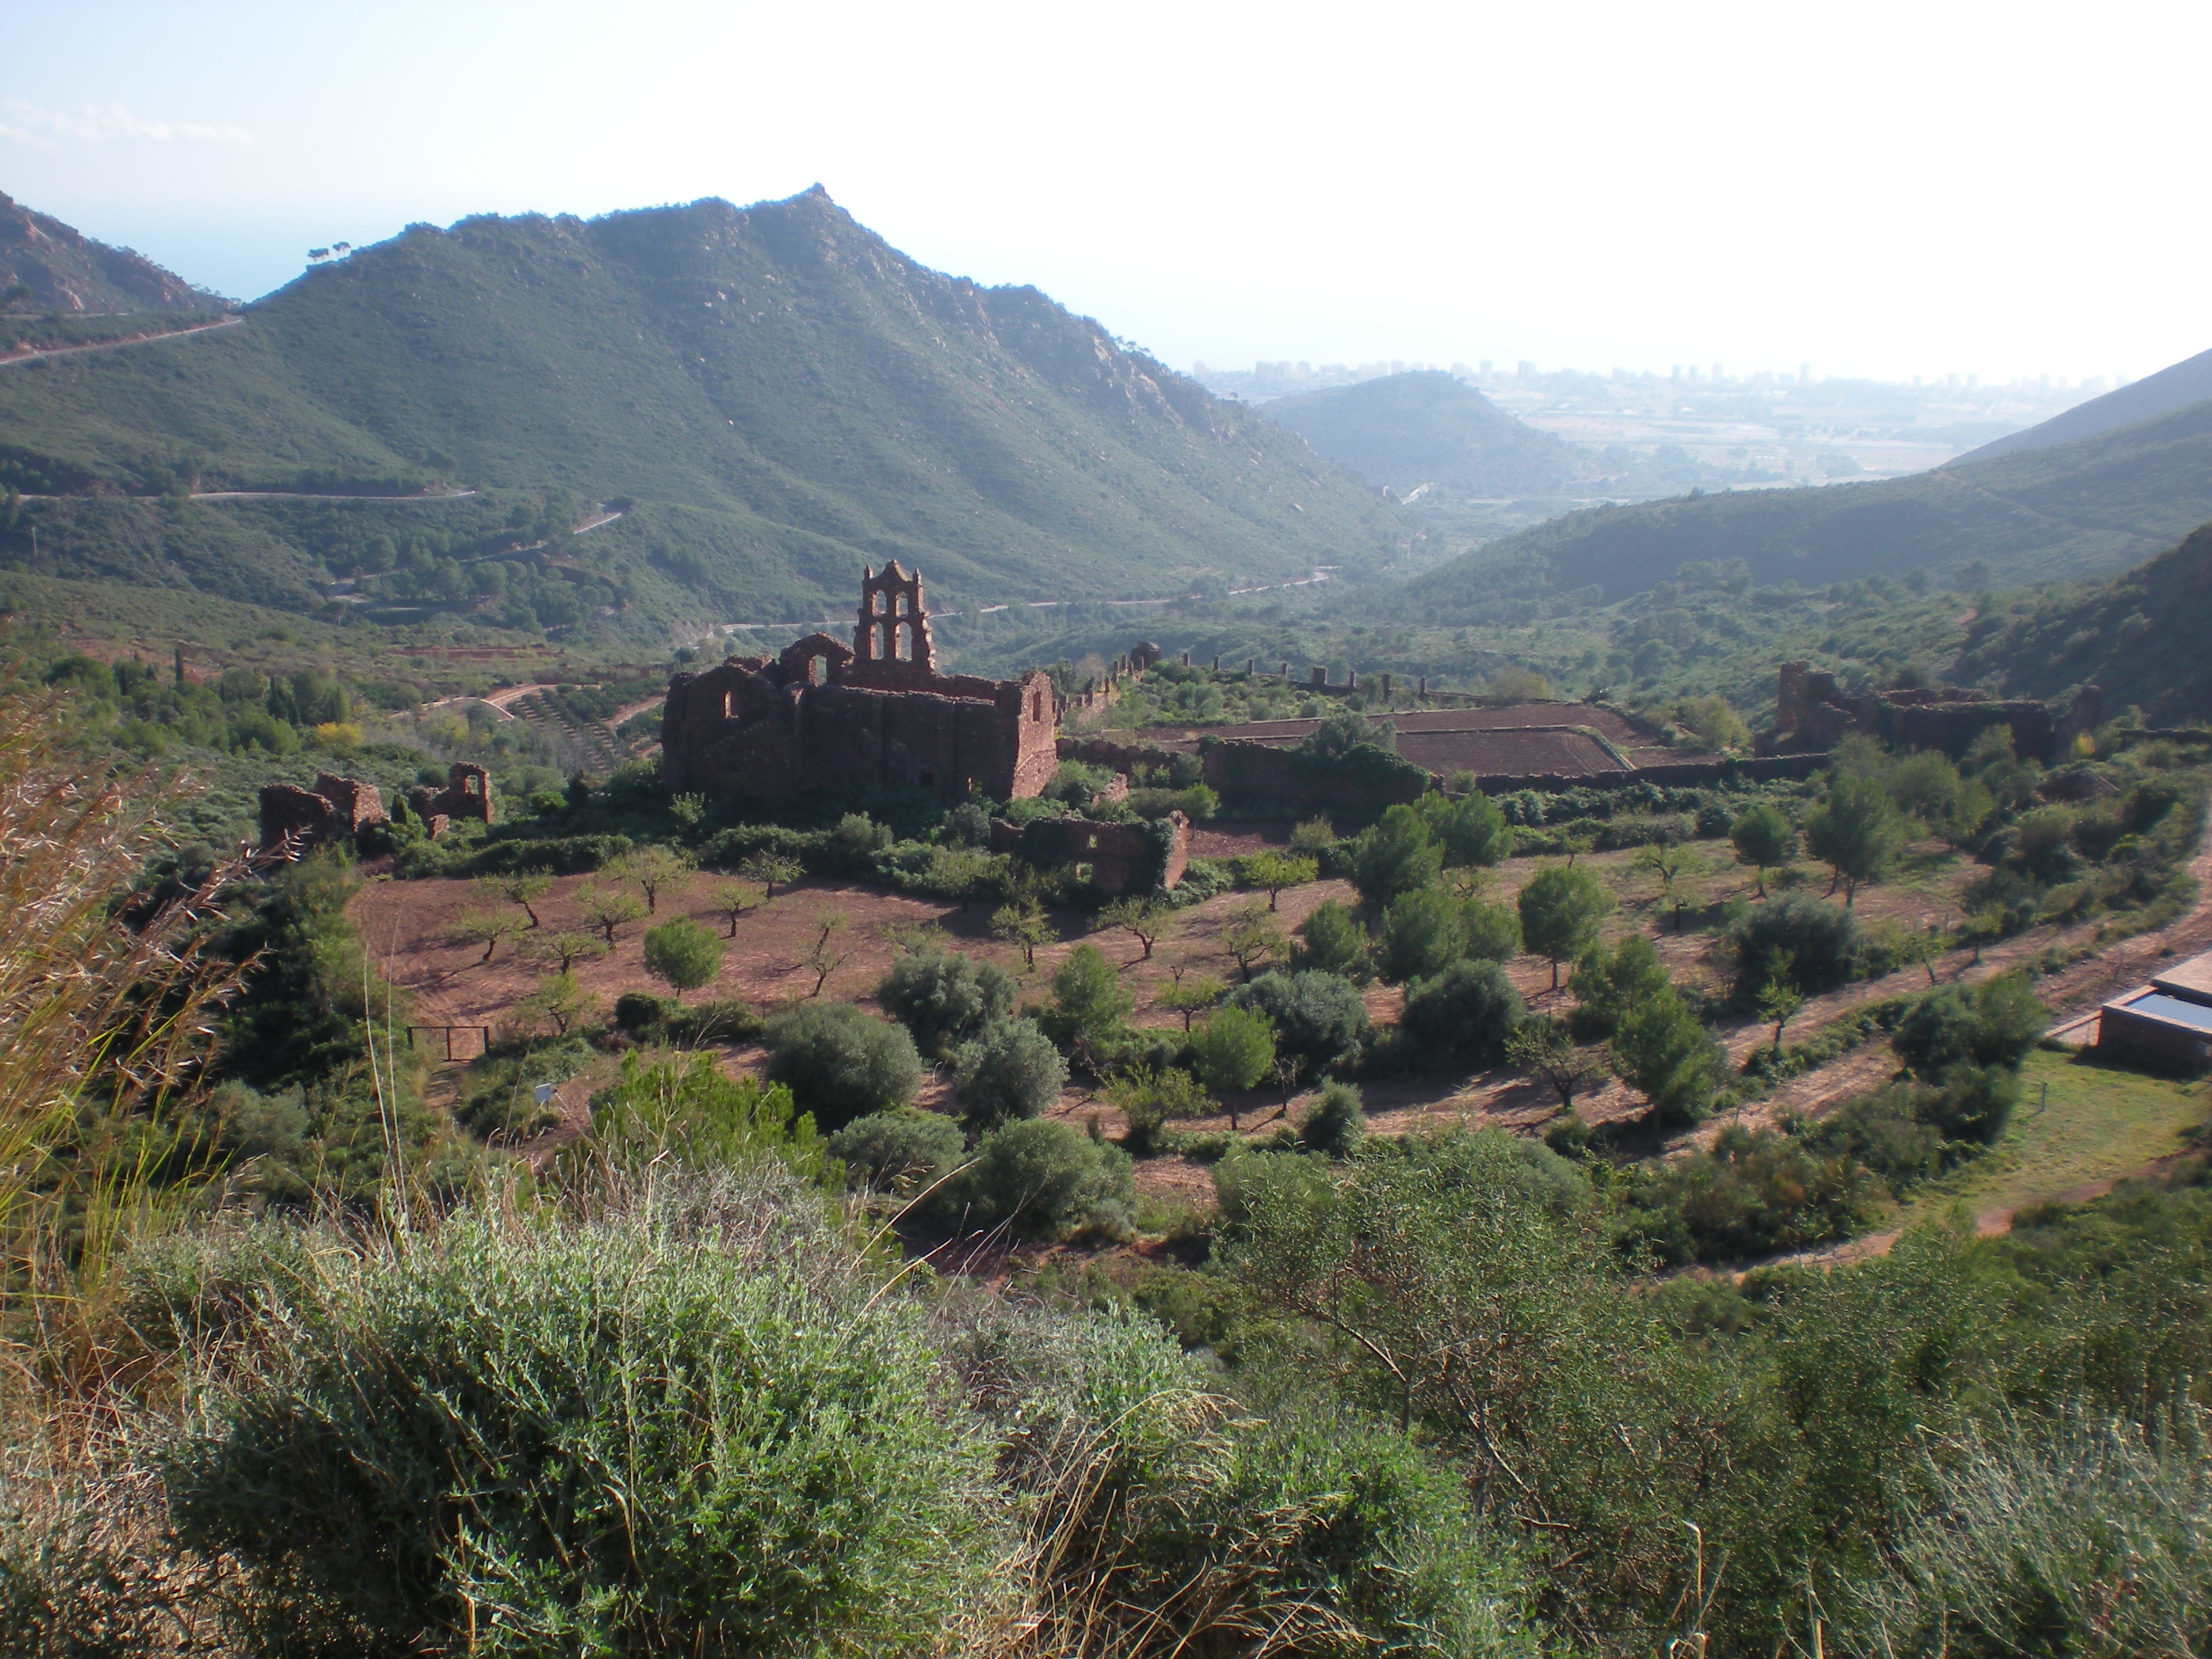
[{"xmin": 575, "ymin": 884, "xmax": 647, "ymax": 944}]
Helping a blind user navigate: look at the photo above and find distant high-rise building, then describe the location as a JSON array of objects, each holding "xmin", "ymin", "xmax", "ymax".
[
  {"xmin": 1390, "ymin": 359, "xmax": 1405, "ymax": 375},
  {"xmin": 1517, "ymin": 359, "xmax": 1536, "ymax": 382},
  {"xmin": 1671, "ymin": 364, "xmax": 1683, "ymax": 382},
  {"xmin": 1800, "ymin": 361, "xmax": 1812, "ymax": 384},
  {"xmin": 1711, "ymin": 361, "xmax": 1723, "ymax": 384},
  {"xmin": 1479, "ymin": 360, "xmax": 1492, "ymax": 379}
]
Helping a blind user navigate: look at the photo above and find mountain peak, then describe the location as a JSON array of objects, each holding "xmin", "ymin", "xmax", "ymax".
[{"xmin": 0, "ymin": 190, "xmax": 222, "ymax": 314}]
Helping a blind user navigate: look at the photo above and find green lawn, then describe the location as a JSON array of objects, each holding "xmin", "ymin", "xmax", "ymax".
[{"xmin": 1902, "ymin": 1048, "xmax": 2211, "ymax": 1227}]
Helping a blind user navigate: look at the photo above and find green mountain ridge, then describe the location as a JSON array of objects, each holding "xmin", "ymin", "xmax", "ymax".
[
  {"xmin": 1961, "ymin": 520, "xmax": 2212, "ymax": 723},
  {"xmin": 1962, "ymin": 344, "xmax": 2212, "ymax": 463},
  {"xmin": 1255, "ymin": 370, "xmax": 1598, "ymax": 497},
  {"xmin": 1381, "ymin": 386, "xmax": 2212, "ymax": 621},
  {"xmin": 0, "ymin": 188, "xmax": 1399, "ymax": 643}
]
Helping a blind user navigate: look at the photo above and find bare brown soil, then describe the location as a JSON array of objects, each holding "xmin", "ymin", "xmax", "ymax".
[{"xmin": 351, "ymin": 817, "xmax": 2205, "ymax": 1237}]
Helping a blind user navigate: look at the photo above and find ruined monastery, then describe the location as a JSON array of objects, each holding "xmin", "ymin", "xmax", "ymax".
[{"xmin": 660, "ymin": 564, "xmax": 1059, "ymax": 803}]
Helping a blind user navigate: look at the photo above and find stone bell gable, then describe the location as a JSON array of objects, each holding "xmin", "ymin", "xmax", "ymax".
[{"xmin": 661, "ymin": 566, "xmax": 1058, "ymax": 802}]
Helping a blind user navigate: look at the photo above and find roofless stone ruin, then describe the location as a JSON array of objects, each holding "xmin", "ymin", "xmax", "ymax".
[{"xmin": 661, "ymin": 562, "xmax": 1059, "ymax": 803}]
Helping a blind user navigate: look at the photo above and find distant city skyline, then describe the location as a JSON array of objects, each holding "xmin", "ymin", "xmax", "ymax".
[{"xmin": 4, "ymin": 0, "xmax": 2205, "ymax": 388}]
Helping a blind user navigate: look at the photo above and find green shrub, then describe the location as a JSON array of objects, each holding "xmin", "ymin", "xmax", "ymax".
[
  {"xmin": 1891, "ymin": 972, "xmax": 2047, "ymax": 1080},
  {"xmin": 1292, "ymin": 899, "xmax": 1371, "ymax": 979},
  {"xmin": 1400, "ymin": 960, "xmax": 1524, "ymax": 1067},
  {"xmin": 945, "ymin": 1118, "xmax": 1135, "ymax": 1240},
  {"xmin": 1378, "ymin": 886, "xmax": 1466, "ymax": 983},
  {"xmin": 159, "ymin": 1181, "xmax": 998, "ymax": 1657},
  {"xmin": 1189, "ymin": 1005, "xmax": 1277, "ymax": 1097},
  {"xmin": 615, "ymin": 989, "xmax": 674, "ymax": 1033},
  {"xmin": 828, "ymin": 1107, "xmax": 967, "ymax": 1195},
  {"xmin": 952, "ymin": 1018, "xmax": 1068, "ymax": 1131},
  {"xmin": 1609, "ymin": 988, "xmax": 1725, "ymax": 1128},
  {"xmin": 1616, "ymin": 1123, "xmax": 1887, "ymax": 1265},
  {"xmin": 1038, "ymin": 944, "xmax": 1132, "ymax": 1067},
  {"xmin": 1227, "ymin": 970, "xmax": 1370, "ymax": 1073},
  {"xmin": 1346, "ymin": 804, "xmax": 1442, "ymax": 907},
  {"xmin": 1568, "ymin": 933, "xmax": 1672, "ymax": 1039},
  {"xmin": 1300, "ymin": 1080, "xmax": 1368, "ymax": 1156},
  {"xmin": 663, "ymin": 999, "xmax": 765, "ymax": 1047},
  {"xmin": 1727, "ymin": 893, "xmax": 1864, "ymax": 997},
  {"xmin": 877, "ymin": 950, "xmax": 1018, "ymax": 1057},
  {"xmin": 1916, "ymin": 1063, "xmax": 2022, "ymax": 1146},
  {"xmin": 642, "ymin": 914, "xmax": 724, "ymax": 997},
  {"xmin": 762, "ymin": 1003, "xmax": 920, "ymax": 1133},
  {"xmin": 581, "ymin": 1052, "xmax": 830, "ymax": 1177},
  {"xmin": 466, "ymin": 832, "xmax": 634, "ymax": 876},
  {"xmin": 452, "ymin": 1040, "xmax": 591, "ymax": 1140}
]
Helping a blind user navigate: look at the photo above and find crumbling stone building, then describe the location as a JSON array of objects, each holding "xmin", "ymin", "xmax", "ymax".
[
  {"xmin": 661, "ymin": 564, "xmax": 1058, "ymax": 802},
  {"xmin": 1774, "ymin": 662, "xmax": 2099, "ymax": 762},
  {"xmin": 990, "ymin": 811, "xmax": 1192, "ymax": 896},
  {"xmin": 258, "ymin": 772, "xmax": 389, "ymax": 855},
  {"xmin": 407, "ymin": 763, "xmax": 494, "ymax": 838}
]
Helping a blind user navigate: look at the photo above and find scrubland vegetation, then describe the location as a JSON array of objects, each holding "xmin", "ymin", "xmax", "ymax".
[{"xmin": 3, "ymin": 651, "xmax": 2211, "ymax": 1659}]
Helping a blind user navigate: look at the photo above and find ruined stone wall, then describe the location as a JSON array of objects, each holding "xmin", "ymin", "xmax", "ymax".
[
  {"xmin": 1774, "ymin": 661, "xmax": 2088, "ymax": 762},
  {"xmin": 258, "ymin": 771, "xmax": 389, "ymax": 854},
  {"xmin": 661, "ymin": 658, "xmax": 1056, "ymax": 802},
  {"xmin": 991, "ymin": 811, "xmax": 1190, "ymax": 895},
  {"xmin": 407, "ymin": 763, "xmax": 493, "ymax": 832}
]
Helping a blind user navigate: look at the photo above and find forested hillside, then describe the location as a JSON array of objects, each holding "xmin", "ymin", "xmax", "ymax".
[
  {"xmin": 0, "ymin": 188, "xmax": 1398, "ymax": 638},
  {"xmin": 1382, "ymin": 388, "xmax": 2212, "ymax": 615},
  {"xmin": 1963, "ymin": 344, "xmax": 2212, "ymax": 462},
  {"xmin": 1256, "ymin": 370, "xmax": 1597, "ymax": 497},
  {"xmin": 1962, "ymin": 520, "xmax": 2212, "ymax": 721}
]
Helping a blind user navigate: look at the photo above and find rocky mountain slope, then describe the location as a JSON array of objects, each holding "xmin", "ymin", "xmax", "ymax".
[
  {"xmin": 0, "ymin": 188, "xmax": 1397, "ymax": 634},
  {"xmin": 0, "ymin": 190, "xmax": 220, "ymax": 314}
]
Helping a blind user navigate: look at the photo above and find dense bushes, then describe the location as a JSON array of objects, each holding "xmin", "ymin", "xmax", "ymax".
[
  {"xmin": 762, "ymin": 1003, "xmax": 920, "ymax": 1132},
  {"xmin": 941, "ymin": 1118, "xmax": 1136, "ymax": 1241},
  {"xmin": 1226, "ymin": 970, "xmax": 1369, "ymax": 1073},
  {"xmin": 877, "ymin": 951, "xmax": 1017, "ymax": 1057},
  {"xmin": 951, "ymin": 1019, "xmax": 1067, "ymax": 1130},
  {"xmin": 1891, "ymin": 972, "xmax": 2046, "ymax": 1079},
  {"xmin": 1399, "ymin": 960, "xmax": 1524, "ymax": 1067},
  {"xmin": 828, "ymin": 1107, "xmax": 966, "ymax": 1194},
  {"xmin": 1727, "ymin": 893, "xmax": 1865, "ymax": 996},
  {"xmin": 157, "ymin": 1177, "xmax": 997, "ymax": 1657}
]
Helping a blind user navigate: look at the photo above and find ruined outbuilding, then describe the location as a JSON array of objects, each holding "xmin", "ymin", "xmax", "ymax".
[
  {"xmin": 258, "ymin": 772, "xmax": 390, "ymax": 855},
  {"xmin": 1774, "ymin": 662, "xmax": 2100, "ymax": 762},
  {"xmin": 661, "ymin": 564, "xmax": 1058, "ymax": 802},
  {"xmin": 407, "ymin": 763, "xmax": 494, "ymax": 840},
  {"xmin": 991, "ymin": 811, "xmax": 1191, "ymax": 896}
]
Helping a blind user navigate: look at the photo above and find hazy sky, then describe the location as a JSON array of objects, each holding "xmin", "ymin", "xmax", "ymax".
[{"xmin": 5, "ymin": 0, "xmax": 2204, "ymax": 385}]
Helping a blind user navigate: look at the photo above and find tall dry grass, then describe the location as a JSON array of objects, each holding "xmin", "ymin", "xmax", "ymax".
[{"xmin": 0, "ymin": 682, "xmax": 250, "ymax": 1393}]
